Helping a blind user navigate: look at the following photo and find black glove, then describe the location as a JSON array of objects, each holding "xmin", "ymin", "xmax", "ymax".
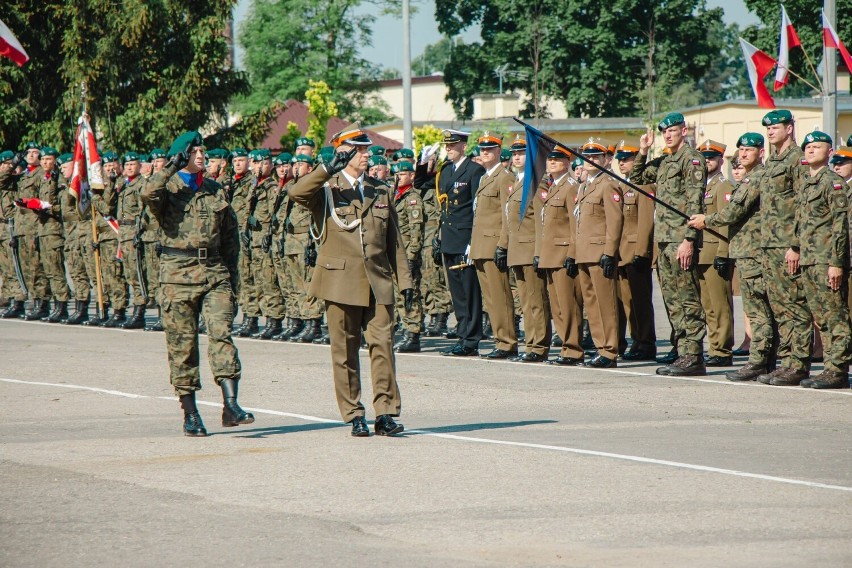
[
  {"xmin": 403, "ymin": 288, "xmax": 415, "ymax": 312},
  {"xmin": 599, "ymin": 254, "xmax": 616, "ymax": 279},
  {"xmin": 133, "ymin": 235, "xmax": 142, "ymax": 250},
  {"xmin": 632, "ymin": 255, "xmax": 651, "ymax": 272},
  {"xmin": 714, "ymin": 256, "xmax": 733, "ymax": 280},
  {"xmin": 240, "ymin": 230, "xmax": 251, "ymax": 251},
  {"xmin": 408, "ymin": 258, "xmax": 422, "ymax": 280},
  {"xmin": 276, "ymin": 238, "xmax": 285, "ymax": 256},
  {"xmin": 247, "ymin": 215, "xmax": 260, "ymax": 230},
  {"xmin": 563, "ymin": 256, "xmax": 579, "ymax": 278},
  {"xmin": 533, "ymin": 256, "xmax": 545, "ymax": 277},
  {"xmin": 261, "ymin": 233, "xmax": 272, "ymax": 253},
  {"xmin": 494, "ymin": 246, "xmax": 508, "ymax": 272},
  {"xmin": 325, "ymin": 148, "xmax": 357, "ymax": 174},
  {"xmin": 305, "ymin": 243, "xmax": 317, "ymax": 267},
  {"xmin": 9, "ymin": 236, "xmax": 18, "ymax": 251},
  {"xmin": 431, "ymin": 237, "xmax": 442, "ymax": 266},
  {"xmin": 10, "ymin": 152, "xmax": 23, "ymax": 169}
]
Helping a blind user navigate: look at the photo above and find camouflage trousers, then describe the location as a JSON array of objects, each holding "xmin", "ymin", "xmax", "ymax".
[
  {"xmin": 284, "ymin": 252, "xmax": 321, "ymax": 320},
  {"xmin": 143, "ymin": 241, "xmax": 160, "ymax": 305},
  {"xmin": 118, "ymin": 239, "xmax": 147, "ymax": 307},
  {"xmin": 761, "ymin": 247, "xmax": 811, "ymax": 371},
  {"xmin": 64, "ymin": 237, "xmax": 90, "ymax": 301},
  {"xmin": 160, "ymin": 280, "xmax": 241, "ymax": 396},
  {"xmin": 657, "ymin": 242, "xmax": 706, "ymax": 356},
  {"xmin": 39, "ymin": 235, "xmax": 70, "ymax": 302},
  {"xmin": 83, "ymin": 237, "xmax": 109, "ymax": 306},
  {"xmin": 737, "ymin": 257, "xmax": 775, "ymax": 367},
  {"xmin": 271, "ymin": 253, "xmax": 291, "ymax": 317},
  {"xmin": 0, "ymin": 233, "xmax": 24, "ymax": 301},
  {"xmin": 395, "ymin": 272, "xmax": 423, "ymax": 333},
  {"xmin": 237, "ymin": 248, "xmax": 259, "ymax": 317},
  {"xmin": 801, "ymin": 264, "xmax": 851, "ymax": 373},
  {"xmin": 256, "ymin": 249, "xmax": 285, "ymax": 319},
  {"xmin": 98, "ymin": 239, "xmax": 127, "ymax": 310},
  {"xmin": 17, "ymin": 234, "xmax": 50, "ymax": 299},
  {"xmin": 420, "ymin": 244, "xmax": 452, "ymax": 315}
]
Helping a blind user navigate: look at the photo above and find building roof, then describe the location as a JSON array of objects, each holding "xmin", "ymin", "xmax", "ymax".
[
  {"xmin": 260, "ymin": 99, "xmax": 402, "ymax": 151},
  {"xmin": 377, "ymin": 74, "xmax": 446, "ymax": 89}
]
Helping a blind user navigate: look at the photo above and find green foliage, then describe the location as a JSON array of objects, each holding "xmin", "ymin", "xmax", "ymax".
[
  {"xmin": 305, "ymin": 80, "xmax": 338, "ymax": 145},
  {"xmin": 464, "ymin": 122, "xmax": 510, "ymax": 154},
  {"xmin": 204, "ymin": 102, "xmax": 283, "ymax": 150},
  {"xmin": 412, "ymin": 36, "xmax": 462, "ymax": 76},
  {"xmin": 412, "ymin": 124, "xmax": 443, "ymax": 156},
  {"xmin": 279, "ymin": 121, "xmax": 303, "ymax": 152}
]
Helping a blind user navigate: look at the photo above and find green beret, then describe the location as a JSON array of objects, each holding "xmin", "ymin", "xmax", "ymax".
[
  {"xmin": 317, "ymin": 146, "xmax": 334, "ymax": 163},
  {"xmin": 24, "ymin": 141, "xmax": 41, "ymax": 151},
  {"xmin": 736, "ymin": 132, "xmax": 764, "ymax": 148},
  {"xmin": 657, "ymin": 112, "xmax": 685, "ymax": 131},
  {"xmin": 230, "ymin": 147, "xmax": 248, "ymax": 158},
  {"xmin": 102, "ymin": 151, "xmax": 118, "ymax": 163},
  {"xmin": 762, "ymin": 109, "xmax": 793, "ymax": 126},
  {"xmin": 392, "ymin": 148, "xmax": 415, "ymax": 160},
  {"xmin": 368, "ymin": 155, "xmax": 387, "ymax": 167},
  {"xmin": 571, "ymin": 157, "xmax": 583, "ymax": 169},
  {"xmin": 122, "ymin": 151, "xmax": 140, "ymax": 164},
  {"xmin": 249, "ymin": 149, "xmax": 271, "ymax": 161},
  {"xmin": 470, "ymin": 146, "xmax": 480, "ymax": 157},
  {"xmin": 294, "ymin": 154, "xmax": 314, "ymax": 165},
  {"xmin": 57, "ymin": 153, "xmax": 74, "ymax": 165},
  {"xmin": 40, "ymin": 146, "xmax": 59, "ymax": 157},
  {"xmin": 0, "ymin": 150, "xmax": 15, "ymax": 162},
  {"xmin": 801, "ymin": 130, "xmax": 832, "ymax": 149},
  {"xmin": 369, "ymin": 145, "xmax": 385, "ymax": 157},
  {"xmin": 168, "ymin": 130, "xmax": 203, "ymax": 159},
  {"xmin": 389, "ymin": 163, "xmax": 399, "ymax": 175},
  {"xmin": 500, "ymin": 149, "xmax": 511, "ymax": 161},
  {"xmin": 149, "ymin": 148, "xmax": 167, "ymax": 159},
  {"xmin": 205, "ymin": 148, "xmax": 227, "ymax": 160},
  {"xmin": 294, "ymin": 137, "xmax": 316, "ymax": 149},
  {"xmin": 273, "ymin": 152, "xmax": 292, "ymax": 166},
  {"xmin": 138, "ymin": 153, "xmax": 150, "ymax": 163},
  {"xmin": 847, "ymin": 134, "xmax": 852, "ymax": 146},
  {"xmin": 394, "ymin": 160, "xmax": 414, "ymax": 173}
]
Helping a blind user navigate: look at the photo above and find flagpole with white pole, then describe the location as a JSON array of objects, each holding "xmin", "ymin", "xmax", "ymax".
[{"xmin": 823, "ymin": 0, "xmax": 837, "ymax": 143}]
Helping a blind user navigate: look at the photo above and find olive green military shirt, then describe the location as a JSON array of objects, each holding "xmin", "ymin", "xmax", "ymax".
[
  {"xmin": 794, "ymin": 166, "xmax": 849, "ymax": 268},
  {"xmin": 705, "ymin": 166, "xmax": 765, "ymax": 260},
  {"xmin": 393, "ymin": 184, "xmax": 424, "ymax": 260},
  {"xmin": 759, "ymin": 144, "xmax": 808, "ymax": 249}
]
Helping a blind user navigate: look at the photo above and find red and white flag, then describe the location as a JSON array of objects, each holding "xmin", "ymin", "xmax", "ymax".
[
  {"xmin": 70, "ymin": 113, "xmax": 104, "ymax": 213},
  {"xmin": 822, "ymin": 10, "xmax": 852, "ymax": 77},
  {"xmin": 0, "ymin": 18, "xmax": 28, "ymax": 67},
  {"xmin": 775, "ymin": 5, "xmax": 802, "ymax": 91},
  {"xmin": 739, "ymin": 38, "xmax": 777, "ymax": 109}
]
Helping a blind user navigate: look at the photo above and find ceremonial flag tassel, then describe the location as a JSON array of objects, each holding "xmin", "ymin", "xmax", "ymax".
[
  {"xmin": 822, "ymin": 11, "xmax": 852, "ymax": 77},
  {"xmin": 0, "ymin": 18, "xmax": 29, "ymax": 67},
  {"xmin": 519, "ymin": 123, "xmax": 557, "ymax": 224},
  {"xmin": 775, "ymin": 5, "xmax": 802, "ymax": 91},
  {"xmin": 739, "ymin": 38, "xmax": 777, "ymax": 109}
]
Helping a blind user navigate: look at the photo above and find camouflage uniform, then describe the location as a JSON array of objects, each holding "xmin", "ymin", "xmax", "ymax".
[
  {"xmin": 229, "ymin": 173, "xmax": 260, "ymax": 318},
  {"xmin": 140, "ymin": 162, "xmax": 241, "ymax": 396},
  {"xmin": 393, "ymin": 183, "xmax": 424, "ymax": 332},
  {"xmin": 279, "ymin": 181, "xmax": 322, "ymax": 320},
  {"xmin": 92, "ymin": 177, "xmax": 128, "ymax": 310},
  {"xmin": 631, "ymin": 145, "xmax": 707, "ymax": 356},
  {"xmin": 116, "ymin": 175, "xmax": 147, "ymax": 306},
  {"xmin": 141, "ymin": 199, "xmax": 161, "ymax": 305},
  {"xmin": 14, "ymin": 166, "xmax": 51, "ymax": 300},
  {"xmin": 251, "ymin": 174, "xmax": 285, "ymax": 319},
  {"xmin": 0, "ymin": 168, "xmax": 24, "ymax": 302},
  {"xmin": 59, "ymin": 176, "xmax": 90, "ymax": 302},
  {"xmin": 418, "ymin": 186, "xmax": 452, "ymax": 315},
  {"xmin": 265, "ymin": 177, "xmax": 290, "ymax": 316}
]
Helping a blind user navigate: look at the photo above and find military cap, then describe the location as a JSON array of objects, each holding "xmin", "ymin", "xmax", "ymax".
[
  {"xmin": 441, "ymin": 129, "xmax": 470, "ymax": 144},
  {"xmin": 330, "ymin": 123, "xmax": 372, "ymax": 147},
  {"xmin": 571, "ymin": 157, "xmax": 584, "ymax": 169},
  {"xmin": 24, "ymin": 141, "xmax": 41, "ymax": 151},
  {"xmin": 102, "ymin": 151, "xmax": 118, "ymax": 163},
  {"xmin": 316, "ymin": 146, "xmax": 334, "ymax": 164},
  {"xmin": 368, "ymin": 155, "xmax": 387, "ymax": 167},
  {"xmin": 392, "ymin": 148, "xmax": 415, "ymax": 160},
  {"xmin": 736, "ymin": 132, "xmax": 764, "ymax": 148},
  {"xmin": 470, "ymin": 146, "xmax": 481, "ymax": 157},
  {"xmin": 138, "ymin": 154, "xmax": 150, "ymax": 163},
  {"xmin": 273, "ymin": 152, "xmax": 292, "ymax": 166},
  {"xmin": 294, "ymin": 137, "xmax": 316, "ymax": 149},
  {"xmin": 230, "ymin": 147, "xmax": 248, "ymax": 158},
  {"xmin": 500, "ymin": 149, "xmax": 511, "ymax": 162},
  {"xmin": 801, "ymin": 130, "xmax": 832, "ymax": 149},
  {"xmin": 40, "ymin": 146, "xmax": 60, "ymax": 157},
  {"xmin": 294, "ymin": 154, "xmax": 315, "ymax": 165},
  {"xmin": 389, "ymin": 163, "xmax": 399, "ymax": 175},
  {"xmin": 249, "ymin": 148, "xmax": 271, "ymax": 161},
  {"xmin": 0, "ymin": 150, "xmax": 15, "ymax": 162},
  {"xmin": 477, "ymin": 131, "xmax": 503, "ymax": 149},
  {"xmin": 547, "ymin": 146, "xmax": 572, "ymax": 159},
  {"xmin": 762, "ymin": 109, "xmax": 793, "ymax": 126},
  {"xmin": 581, "ymin": 139, "xmax": 608, "ymax": 155},
  {"xmin": 658, "ymin": 112, "xmax": 685, "ymax": 131},
  {"xmin": 614, "ymin": 142, "xmax": 639, "ymax": 160},
  {"xmin": 121, "ymin": 151, "xmax": 140, "ymax": 164},
  {"xmin": 510, "ymin": 134, "xmax": 526, "ymax": 151},
  {"xmin": 847, "ymin": 134, "xmax": 852, "ymax": 146},
  {"xmin": 149, "ymin": 148, "xmax": 167, "ymax": 159},
  {"xmin": 830, "ymin": 146, "xmax": 852, "ymax": 164},
  {"xmin": 698, "ymin": 140, "xmax": 726, "ymax": 157},
  {"xmin": 368, "ymin": 145, "xmax": 386, "ymax": 157},
  {"xmin": 205, "ymin": 148, "xmax": 228, "ymax": 160},
  {"xmin": 606, "ymin": 144, "xmax": 616, "ymax": 155},
  {"xmin": 394, "ymin": 160, "xmax": 414, "ymax": 173},
  {"xmin": 57, "ymin": 153, "xmax": 74, "ymax": 165},
  {"xmin": 168, "ymin": 130, "xmax": 203, "ymax": 159}
]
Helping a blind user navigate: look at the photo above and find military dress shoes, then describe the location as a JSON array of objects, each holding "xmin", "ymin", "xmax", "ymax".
[
  {"xmin": 481, "ymin": 348, "xmax": 517, "ymax": 360},
  {"xmin": 656, "ymin": 354, "xmax": 706, "ymax": 376},
  {"xmin": 622, "ymin": 348, "xmax": 657, "ymax": 361},
  {"xmin": 510, "ymin": 352, "xmax": 547, "ymax": 363},
  {"xmin": 706, "ymin": 355, "xmax": 733, "ymax": 367},
  {"xmin": 374, "ymin": 415, "xmax": 404, "ymax": 436},
  {"xmin": 551, "ymin": 333, "xmax": 563, "ymax": 347},
  {"xmin": 547, "ymin": 356, "xmax": 583, "ymax": 366},
  {"xmin": 183, "ymin": 412, "xmax": 208, "ymax": 437},
  {"xmin": 350, "ymin": 416, "xmax": 370, "ymax": 437},
  {"xmin": 804, "ymin": 370, "xmax": 850, "ymax": 389},
  {"xmin": 726, "ymin": 362, "xmax": 767, "ymax": 382},
  {"xmin": 441, "ymin": 344, "xmax": 478, "ymax": 357},
  {"xmin": 586, "ymin": 354, "xmax": 617, "ymax": 368}
]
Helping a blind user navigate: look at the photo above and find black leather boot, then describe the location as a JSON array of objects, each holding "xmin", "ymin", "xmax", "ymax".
[
  {"xmin": 64, "ymin": 300, "xmax": 88, "ymax": 325},
  {"xmin": 145, "ymin": 307, "xmax": 164, "ymax": 331},
  {"xmin": 313, "ymin": 323, "xmax": 330, "ymax": 344},
  {"xmin": 394, "ymin": 329, "xmax": 411, "ymax": 349},
  {"xmin": 43, "ymin": 300, "xmax": 68, "ymax": 323},
  {"xmin": 435, "ymin": 312, "xmax": 449, "ymax": 336},
  {"xmin": 235, "ymin": 316, "xmax": 258, "ymax": 337},
  {"xmin": 1, "ymin": 299, "xmax": 25, "ymax": 319},
  {"xmin": 256, "ymin": 317, "xmax": 282, "ymax": 340},
  {"xmin": 179, "ymin": 393, "xmax": 207, "ymax": 437},
  {"xmin": 395, "ymin": 332, "xmax": 421, "ymax": 353},
  {"xmin": 101, "ymin": 308, "xmax": 127, "ymax": 328},
  {"xmin": 220, "ymin": 378, "xmax": 255, "ymax": 427},
  {"xmin": 514, "ymin": 315, "xmax": 524, "ymax": 342},
  {"xmin": 120, "ymin": 305, "xmax": 146, "ymax": 329},
  {"xmin": 24, "ymin": 299, "xmax": 49, "ymax": 320},
  {"xmin": 295, "ymin": 318, "xmax": 322, "ymax": 343},
  {"xmin": 275, "ymin": 318, "xmax": 302, "ymax": 341},
  {"xmin": 581, "ymin": 319, "xmax": 595, "ymax": 349},
  {"xmin": 482, "ymin": 313, "xmax": 492, "ymax": 339}
]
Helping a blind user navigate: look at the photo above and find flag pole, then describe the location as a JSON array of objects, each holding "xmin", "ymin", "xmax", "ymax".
[
  {"xmin": 81, "ymin": 82, "xmax": 105, "ymax": 319},
  {"xmin": 513, "ymin": 117, "xmax": 728, "ymax": 242},
  {"xmin": 800, "ymin": 48, "xmax": 825, "ymax": 94},
  {"xmin": 776, "ymin": 64, "xmax": 821, "ymax": 93}
]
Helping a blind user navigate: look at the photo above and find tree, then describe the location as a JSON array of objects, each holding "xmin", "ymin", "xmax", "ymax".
[
  {"xmin": 0, "ymin": 0, "xmax": 249, "ymax": 152},
  {"xmin": 413, "ymin": 124, "xmax": 443, "ymax": 156},
  {"xmin": 238, "ymin": 0, "xmax": 394, "ymax": 124},
  {"xmin": 305, "ymin": 80, "xmax": 338, "ymax": 145},
  {"xmin": 411, "ymin": 37, "xmax": 462, "ymax": 76}
]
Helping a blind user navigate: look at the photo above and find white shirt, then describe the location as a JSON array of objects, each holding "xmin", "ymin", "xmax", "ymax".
[{"xmin": 341, "ymin": 170, "xmax": 365, "ymax": 199}]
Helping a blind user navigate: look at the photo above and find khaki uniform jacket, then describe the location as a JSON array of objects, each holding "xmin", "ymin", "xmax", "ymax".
[
  {"xmin": 289, "ymin": 167, "xmax": 413, "ymax": 307},
  {"xmin": 470, "ymin": 166, "xmax": 515, "ymax": 260},
  {"xmin": 698, "ymin": 173, "xmax": 732, "ymax": 264},
  {"xmin": 794, "ymin": 166, "xmax": 849, "ymax": 268},
  {"xmin": 618, "ymin": 182, "xmax": 655, "ymax": 266},
  {"xmin": 537, "ymin": 173, "xmax": 579, "ymax": 269},
  {"xmin": 575, "ymin": 173, "xmax": 624, "ymax": 264},
  {"xmin": 504, "ymin": 175, "xmax": 541, "ymax": 267}
]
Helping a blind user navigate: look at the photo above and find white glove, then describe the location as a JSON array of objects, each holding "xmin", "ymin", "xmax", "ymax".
[{"xmin": 420, "ymin": 142, "xmax": 441, "ymax": 165}]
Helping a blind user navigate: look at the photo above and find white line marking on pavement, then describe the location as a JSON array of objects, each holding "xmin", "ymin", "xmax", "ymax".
[{"xmin": 3, "ymin": 377, "xmax": 851, "ymax": 493}]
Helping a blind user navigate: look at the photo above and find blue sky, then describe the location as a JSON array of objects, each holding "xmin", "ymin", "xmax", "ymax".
[{"xmin": 233, "ymin": 0, "xmax": 760, "ymax": 72}]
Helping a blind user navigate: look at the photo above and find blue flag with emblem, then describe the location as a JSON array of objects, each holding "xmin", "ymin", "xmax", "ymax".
[{"xmin": 520, "ymin": 122, "xmax": 556, "ymax": 224}]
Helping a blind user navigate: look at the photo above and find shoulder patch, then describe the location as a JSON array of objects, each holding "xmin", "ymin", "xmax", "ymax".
[
  {"xmin": 834, "ymin": 193, "xmax": 847, "ymax": 209},
  {"xmin": 411, "ymin": 209, "xmax": 419, "ymax": 218},
  {"xmin": 724, "ymin": 193, "xmax": 732, "ymax": 202},
  {"xmin": 801, "ymin": 158, "xmax": 808, "ymax": 166},
  {"xmin": 540, "ymin": 190, "xmax": 548, "ymax": 200},
  {"xmin": 612, "ymin": 193, "xmax": 620, "ymax": 202},
  {"xmin": 833, "ymin": 183, "xmax": 843, "ymax": 191},
  {"xmin": 692, "ymin": 159, "xmax": 701, "ymax": 166},
  {"xmin": 694, "ymin": 170, "xmax": 703, "ymax": 182}
]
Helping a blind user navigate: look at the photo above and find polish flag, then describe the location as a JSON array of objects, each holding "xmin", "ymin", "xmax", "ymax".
[
  {"xmin": 69, "ymin": 113, "xmax": 104, "ymax": 213},
  {"xmin": 739, "ymin": 38, "xmax": 777, "ymax": 109},
  {"xmin": 822, "ymin": 10, "xmax": 852, "ymax": 77},
  {"xmin": 0, "ymin": 18, "xmax": 28, "ymax": 67},
  {"xmin": 775, "ymin": 5, "xmax": 802, "ymax": 91}
]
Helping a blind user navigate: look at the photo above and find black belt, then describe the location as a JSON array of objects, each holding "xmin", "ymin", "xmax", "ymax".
[
  {"xmin": 160, "ymin": 245, "xmax": 220, "ymax": 260},
  {"xmin": 119, "ymin": 220, "xmax": 135, "ymax": 226}
]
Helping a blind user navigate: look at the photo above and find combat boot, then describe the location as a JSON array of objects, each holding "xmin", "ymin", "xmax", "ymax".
[
  {"xmin": 220, "ymin": 378, "xmax": 255, "ymax": 427},
  {"xmin": 233, "ymin": 313, "xmax": 249, "ymax": 334},
  {"xmin": 275, "ymin": 318, "xmax": 303, "ymax": 341},
  {"xmin": 101, "ymin": 308, "xmax": 127, "ymax": 328},
  {"xmin": 64, "ymin": 300, "xmax": 89, "ymax": 325},
  {"xmin": 767, "ymin": 367, "xmax": 809, "ymax": 386},
  {"xmin": 83, "ymin": 304, "xmax": 109, "ymax": 326},
  {"xmin": 272, "ymin": 317, "xmax": 292, "ymax": 340},
  {"xmin": 395, "ymin": 332, "xmax": 421, "ymax": 353},
  {"xmin": 423, "ymin": 314, "xmax": 438, "ymax": 337},
  {"xmin": 179, "ymin": 393, "xmax": 207, "ymax": 437},
  {"xmin": 656, "ymin": 354, "xmax": 706, "ymax": 376},
  {"xmin": 120, "ymin": 306, "xmax": 146, "ymax": 329},
  {"xmin": 235, "ymin": 316, "xmax": 259, "ymax": 337},
  {"xmin": 726, "ymin": 362, "xmax": 767, "ymax": 382},
  {"xmin": 43, "ymin": 300, "xmax": 68, "ymax": 323},
  {"xmin": 24, "ymin": 299, "xmax": 49, "ymax": 320},
  {"xmin": 804, "ymin": 370, "xmax": 849, "ymax": 389},
  {"xmin": 1, "ymin": 300, "xmax": 25, "ymax": 319},
  {"xmin": 313, "ymin": 324, "xmax": 330, "ymax": 344},
  {"xmin": 145, "ymin": 307, "xmax": 164, "ymax": 331},
  {"xmin": 256, "ymin": 317, "xmax": 282, "ymax": 340},
  {"xmin": 551, "ymin": 333, "xmax": 563, "ymax": 347},
  {"xmin": 295, "ymin": 318, "xmax": 322, "ymax": 343},
  {"xmin": 514, "ymin": 315, "xmax": 524, "ymax": 342}
]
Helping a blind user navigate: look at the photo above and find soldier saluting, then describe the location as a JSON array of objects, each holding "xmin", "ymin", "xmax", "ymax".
[{"xmin": 141, "ymin": 131, "xmax": 253, "ymax": 437}]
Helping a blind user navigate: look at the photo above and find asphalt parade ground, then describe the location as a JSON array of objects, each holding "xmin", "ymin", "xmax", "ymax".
[{"xmin": 1, "ymin": 292, "xmax": 850, "ymax": 567}]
